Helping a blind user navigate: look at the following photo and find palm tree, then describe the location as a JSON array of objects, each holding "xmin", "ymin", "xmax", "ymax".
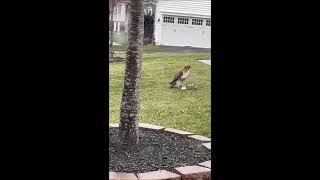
[{"xmin": 119, "ymin": 0, "xmax": 144, "ymax": 146}]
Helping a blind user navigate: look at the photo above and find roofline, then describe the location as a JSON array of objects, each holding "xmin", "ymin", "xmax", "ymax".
[{"xmin": 159, "ymin": 11, "xmax": 211, "ymax": 18}]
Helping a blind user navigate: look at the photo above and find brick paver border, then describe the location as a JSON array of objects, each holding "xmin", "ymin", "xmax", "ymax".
[{"xmin": 109, "ymin": 123, "xmax": 212, "ymax": 180}]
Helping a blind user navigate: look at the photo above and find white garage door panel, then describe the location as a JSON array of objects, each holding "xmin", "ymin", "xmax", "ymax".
[{"xmin": 160, "ymin": 16, "xmax": 211, "ymax": 48}]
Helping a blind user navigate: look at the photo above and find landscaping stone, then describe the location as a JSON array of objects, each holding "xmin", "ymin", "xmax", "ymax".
[
  {"xmin": 202, "ymin": 143, "xmax": 211, "ymax": 150},
  {"xmin": 109, "ymin": 172, "xmax": 138, "ymax": 180},
  {"xmin": 164, "ymin": 128, "xmax": 194, "ymax": 136},
  {"xmin": 174, "ymin": 166, "xmax": 211, "ymax": 180},
  {"xmin": 139, "ymin": 123, "xmax": 165, "ymax": 131},
  {"xmin": 188, "ymin": 135, "xmax": 211, "ymax": 142},
  {"xmin": 137, "ymin": 170, "xmax": 181, "ymax": 180},
  {"xmin": 198, "ymin": 161, "xmax": 211, "ymax": 169}
]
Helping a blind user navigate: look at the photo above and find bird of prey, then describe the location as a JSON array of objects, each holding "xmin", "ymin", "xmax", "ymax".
[{"xmin": 169, "ymin": 65, "xmax": 191, "ymax": 89}]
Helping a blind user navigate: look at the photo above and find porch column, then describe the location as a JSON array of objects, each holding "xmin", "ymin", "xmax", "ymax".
[
  {"xmin": 113, "ymin": 22, "xmax": 117, "ymax": 32},
  {"xmin": 117, "ymin": 22, "xmax": 121, "ymax": 32}
]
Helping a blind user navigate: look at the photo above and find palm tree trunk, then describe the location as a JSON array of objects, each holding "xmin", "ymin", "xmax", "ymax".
[{"xmin": 119, "ymin": 0, "xmax": 144, "ymax": 146}]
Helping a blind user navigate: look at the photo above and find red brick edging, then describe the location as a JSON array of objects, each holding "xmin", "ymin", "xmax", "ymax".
[{"xmin": 109, "ymin": 123, "xmax": 212, "ymax": 180}]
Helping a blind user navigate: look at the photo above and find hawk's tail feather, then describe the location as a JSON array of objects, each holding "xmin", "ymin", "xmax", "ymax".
[{"xmin": 170, "ymin": 80, "xmax": 177, "ymax": 85}]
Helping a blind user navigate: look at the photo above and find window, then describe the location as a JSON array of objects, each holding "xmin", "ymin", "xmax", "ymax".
[
  {"xmin": 146, "ymin": 7, "xmax": 152, "ymax": 15},
  {"xmin": 206, "ymin": 19, "xmax": 211, "ymax": 26},
  {"xmin": 163, "ymin": 16, "xmax": 175, "ymax": 23},
  {"xmin": 192, "ymin": 18, "xmax": 203, "ymax": 26},
  {"xmin": 113, "ymin": 10, "xmax": 117, "ymax": 19},
  {"xmin": 178, "ymin": 17, "xmax": 189, "ymax": 24}
]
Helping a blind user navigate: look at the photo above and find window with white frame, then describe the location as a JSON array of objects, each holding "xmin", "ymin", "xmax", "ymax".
[
  {"xmin": 206, "ymin": 19, "xmax": 211, "ymax": 26},
  {"xmin": 163, "ymin": 16, "xmax": 175, "ymax": 23},
  {"xmin": 178, "ymin": 17, "xmax": 189, "ymax": 24},
  {"xmin": 192, "ymin": 18, "xmax": 203, "ymax": 26}
]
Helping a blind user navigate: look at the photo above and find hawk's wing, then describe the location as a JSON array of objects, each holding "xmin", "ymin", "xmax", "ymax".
[{"xmin": 170, "ymin": 70, "xmax": 183, "ymax": 84}]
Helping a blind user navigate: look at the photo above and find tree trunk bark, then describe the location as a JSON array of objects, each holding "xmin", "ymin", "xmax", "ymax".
[{"xmin": 119, "ymin": 0, "xmax": 144, "ymax": 146}]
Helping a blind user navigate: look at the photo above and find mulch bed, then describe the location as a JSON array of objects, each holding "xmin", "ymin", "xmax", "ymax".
[{"xmin": 109, "ymin": 127, "xmax": 211, "ymax": 173}]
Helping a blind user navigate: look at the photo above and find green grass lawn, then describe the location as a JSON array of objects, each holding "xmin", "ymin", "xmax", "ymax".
[{"xmin": 109, "ymin": 53, "xmax": 211, "ymax": 137}]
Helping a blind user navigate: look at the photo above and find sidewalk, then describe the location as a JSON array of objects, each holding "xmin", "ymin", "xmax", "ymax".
[
  {"xmin": 114, "ymin": 45, "xmax": 211, "ymax": 54},
  {"xmin": 198, "ymin": 60, "xmax": 211, "ymax": 65}
]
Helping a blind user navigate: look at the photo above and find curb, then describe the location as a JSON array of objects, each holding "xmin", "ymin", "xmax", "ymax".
[{"xmin": 109, "ymin": 58, "xmax": 126, "ymax": 63}]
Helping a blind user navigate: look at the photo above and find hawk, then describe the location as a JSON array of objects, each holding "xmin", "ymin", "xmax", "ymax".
[{"xmin": 169, "ymin": 65, "xmax": 191, "ymax": 88}]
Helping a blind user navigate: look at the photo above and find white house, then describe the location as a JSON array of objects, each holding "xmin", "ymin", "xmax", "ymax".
[
  {"xmin": 111, "ymin": 0, "xmax": 211, "ymax": 48},
  {"xmin": 111, "ymin": 0, "xmax": 155, "ymax": 33},
  {"xmin": 110, "ymin": 0, "xmax": 129, "ymax": 33},
  {"xmin": 154, "ymin": 0, "xmax": 211, "ymax": 48}
]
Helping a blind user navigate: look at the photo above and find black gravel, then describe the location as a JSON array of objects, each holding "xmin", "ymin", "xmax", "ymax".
[{"xmin": 109, "ymin": 127, "xmax": 211, "ymax": 173}]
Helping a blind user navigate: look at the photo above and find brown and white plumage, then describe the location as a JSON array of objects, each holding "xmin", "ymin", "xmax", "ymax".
[{"xmin": 169, "ymin": 65, "xmax": 191, "ymax": 88}]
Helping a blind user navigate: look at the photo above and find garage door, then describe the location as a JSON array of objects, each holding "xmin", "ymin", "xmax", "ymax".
[{"xmin": 160, "ymin": 15, "xmax": 211, "ymax": 48}]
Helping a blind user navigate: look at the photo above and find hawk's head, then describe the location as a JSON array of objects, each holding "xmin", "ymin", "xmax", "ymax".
[{"xmin": 184, "ymin": 65, "xmax": 191, "ymax": 70}]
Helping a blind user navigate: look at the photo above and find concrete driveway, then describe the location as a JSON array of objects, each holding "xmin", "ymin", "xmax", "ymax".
[
  {"xmin": 198, "ymin": 60, "xmax": 211, "ymax": 65},
  {"xmin": 160, "ymin": 45, "xmax": 211, "ymax": 54}
]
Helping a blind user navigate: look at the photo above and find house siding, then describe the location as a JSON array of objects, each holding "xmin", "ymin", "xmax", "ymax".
[
  {"xmin": 111, "ymin": 0, "xmax": 156, "ymax": 33},
  {"xmin": 154, "ymin": 0, "xmax": 211, "ymax": 46},
  {"xmin": 157, "ymin": 0, "xmax": 210, "ymax": 16}
]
